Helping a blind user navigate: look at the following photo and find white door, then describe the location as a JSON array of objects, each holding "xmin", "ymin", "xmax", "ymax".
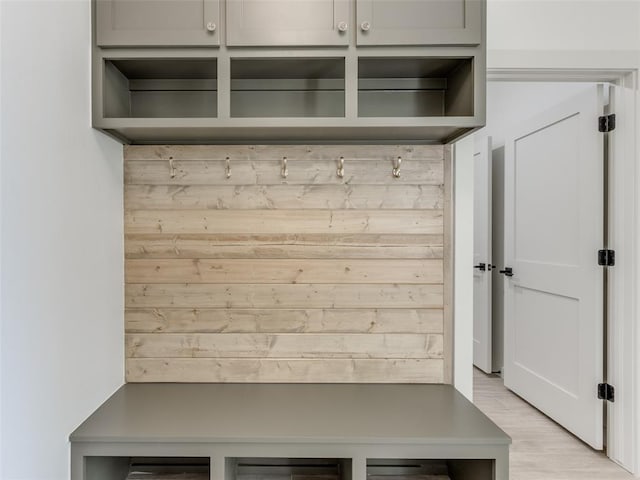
[
  {"xmin": 503, "ymin": 85, "xmax": 605, "ymax": 449},
  {"xmin": 473, "ymin": 136, "xmax": 493, "ymax": 374}
]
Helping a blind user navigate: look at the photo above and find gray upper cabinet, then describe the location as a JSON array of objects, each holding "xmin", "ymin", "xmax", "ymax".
[
  {"xmin": 96, "ymin": 0, "xmax": 220, "ymax": 47},
  {"xmin": 226, "ymin": 0, "xmax": 350, "ymax": 46},
  {"xmin": 356, "ymin": 0, "xmax": 482, "ymax": 46}
]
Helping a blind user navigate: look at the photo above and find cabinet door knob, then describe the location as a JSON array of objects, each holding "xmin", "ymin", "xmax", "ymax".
[
  {"xmin": 360, "ymin": 21, "xmax": 371, "ymax": 32},
  {"xmin": 338, "ymin": 21, "xmax": 348, "ymax": 32},
  {"xmin": 206, "ymin": 22, "xmax": 217, "ymax": 32}
]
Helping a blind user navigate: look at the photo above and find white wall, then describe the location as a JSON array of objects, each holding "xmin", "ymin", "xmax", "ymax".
[
  {"xmin": 487, "ymin": 0, "xmax": 640, "ymax": 70},
  {"xmin": 482, "ymin": 82, "xmax": 594, "ymax": 148},
  {"xmin": 0, "ymin": 0, "xmax": 4, "ymax": 474},
  {"xmin": 453, "ymin": 137, "xmax": 475, "ymax": 400},
  {"xmin": 488, "ymin": 0, "xmax": 640, "ymax": 53},
  {"xmin": 0, "ymin": 1, "xmax": 124, "ymax": 479}
]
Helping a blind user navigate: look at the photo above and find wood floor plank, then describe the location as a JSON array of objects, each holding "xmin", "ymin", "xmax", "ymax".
[
  {"xmin": 125, "ymin": 333, "xmax": 444, "ymax": 359},
  {"xmin": 124, "ymin": 234, "xmax": 444, "ymax": 259},
  {"xmin": 125, "ymin": 308, "xmax": 444, "ymax": 334},
  {"xmin": 125, "ymin": 259, "xmax": 443, "ymax": 284},
  {"xmin": 473, "ymin": 369, "xmax": 635, "ymax": 480},
  {"xmin": 126, "ymin": 358, "xmax": 445, "ymax": 383},
  {"xmin": 125, "ymin": 284, "xmax": 444, "ymax": 309},
  {"xmin": 124, "ymin": 210, "xmax": 444, "ymax": 235}
]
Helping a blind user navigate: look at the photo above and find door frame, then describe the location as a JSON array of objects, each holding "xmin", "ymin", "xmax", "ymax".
[
  {"xmin": 484, "ymin": 68, "xmax": 639, "ymax": 474},
  {"xmin": 473, "ymin": 136, "xmax": 493, "ymax": 374}
]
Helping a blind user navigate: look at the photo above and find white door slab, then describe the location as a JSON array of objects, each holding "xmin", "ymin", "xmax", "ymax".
[
  {"xmin": 473, "ymin": 136, "xmax": 493, "ymax": 374},
  {"xmin": 503, "ymin": 85, "xmax": 605, "ymax": 449}
]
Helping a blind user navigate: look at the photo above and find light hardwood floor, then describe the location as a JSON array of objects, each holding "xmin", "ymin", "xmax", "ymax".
[{"xmin": 473, "ymin": 368, "xmax": 634, "ymax": 480}]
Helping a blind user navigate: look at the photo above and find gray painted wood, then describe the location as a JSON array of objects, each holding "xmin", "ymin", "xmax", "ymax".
[
  {"xmin": 70, "ymin": 384, "xmax": 510, "ymax": 479},
  {"xmin": 103, "ymin": 59, "xmax": 219, "ymax": 119},
  {"xmin": 96, "ymin": 0, "xmax": 220, "ymax": 47},
  {"xmin": 92, "ymin": 38, "xmax": 486, "ymax": 143},
  {"xmin": 70, "ymin": 383, "xmax": 509, "ymax": 445},
  {"xmin": 104, "ymin": 124, "xmax": 476, "ymax": 145},
  {"xmin": 356, "ymin": 0, "xmax": 482, "ymax": 46},
  {"xmin": 226, "ymin": 0, "xmax": 350, "ymax": 46},
  {"xmin": 231, "ymin": 91, "xmax": 344, "ymax": 118}
]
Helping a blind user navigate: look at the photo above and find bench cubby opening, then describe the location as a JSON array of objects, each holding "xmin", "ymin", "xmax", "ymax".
[
  {"xmin": 358, "ymin": 57, "xmax": 474, "ymax": 118},
  {"xmin": 85, "ymin": 456, "xmax": 210, "ymax": 480},
  {"xmin": 366, "ymin": 458, "xmax": 494, "ymax": 480},
  {"xmin": 103, "ymin": 58, "xmax": 218, "ymax": 118},
  {"xmin": 227, "ymin": 457, "xmax": 352, "ymax": 480}
]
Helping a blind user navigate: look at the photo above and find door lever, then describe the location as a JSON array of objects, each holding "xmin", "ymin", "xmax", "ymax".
[
  {"xmin": 499, "ymin": 267, "xmax": 514, "ymax": 277},
  {"xmin": 474, "ymin": 263, "xmax": 487, "ymax": 271}
]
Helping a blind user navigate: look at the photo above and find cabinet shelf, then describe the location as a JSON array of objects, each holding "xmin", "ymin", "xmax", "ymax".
[
  {"xmin": 230, "ymin": 58, "xmax": 345, "ymax": 118},
  {"xmin": 104, "ymin": 59, "xmax": 218, "ymax": 119},
  {"xmin": 358, "ymin": 57, "xmax": 474, "ymax": 118}
]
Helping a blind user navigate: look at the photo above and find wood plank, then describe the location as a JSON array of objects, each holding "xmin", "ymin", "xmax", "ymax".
[
  {"xmin": 125, "ymin": 308, "xmax": 444, "ymax": 334},
  {"xmin": 125, "ymin": 259, "xmax": 444, "ymax": 284},
  {"xmin": 123, "ymin": 144, "xmax": 449, "ymax": 385},
  {"xmin": 125, "ymin": 333, "xmax": 444, "ymax": 359},
  {"xmin": 124, "ymin": 210, "xmax": 444, "ymax": 235},
  {"xmin": 125, "ymin": 358, "xmax": 445, "ymax": 383},
  {"xmin": 124, "ymin": 159, "xmax": 444, "ymax": 186},
  {"xmin": 124, "ymin": 144, "xmax": 445, "ymax": 162},
  {"xmin": 124, "ymin": 184, "xmax": 444, "ymax": 210},
  {"xmin": 124, "ymin": 234, "xmax": 444, "ymax": 259},
  {"xmin": 125, "ymin": 284, "xmax": 444, "ymax": 309}
]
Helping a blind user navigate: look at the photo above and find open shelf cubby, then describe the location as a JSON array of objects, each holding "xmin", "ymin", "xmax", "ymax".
[
  {"xmin": 103, "ymin": 58, "xmax": 217, "ymax": 118},
  {"xmin": 229, "ymin": 457, "xmax": 352, "ymax": 480},
  {"xmin": 85, "ymin": 456, "xmax": 210, "ymax": 480},
  {"xmin": 367, "ymin": 458, "xmax": 494, "ymax": 480},
  {"xmin": 230, "ymin": 58, "xmax": 345, "ymax": 118},
  {"xmin": 358, "ymin": 57, "xmax": 474, "ymax": 118}
]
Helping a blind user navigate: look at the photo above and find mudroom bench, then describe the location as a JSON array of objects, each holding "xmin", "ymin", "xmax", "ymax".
[{"xmin": 70, "ymin": 383, "xmax": 510, "ymax": 480}]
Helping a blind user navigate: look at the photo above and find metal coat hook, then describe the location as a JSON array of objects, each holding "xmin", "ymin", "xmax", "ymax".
[
  {"xmin": 225, "ymin": 156, "xmax": 231, "ymax": 179},
  {"xmin": 392, "ymin": 156, "xmax": 402, "ymax": 178},
  {"xmin": 337, "ymin": 156, "xmax": 345, "ymax": 178},
  {"xmin": 281, "ymin": 157, "xmax": 288, "ymax": 179},
  {"xmin": 169, "ymin": 157, "xmax": 176, "ymax": 179}
]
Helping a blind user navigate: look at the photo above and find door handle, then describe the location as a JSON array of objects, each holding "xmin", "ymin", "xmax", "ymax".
[
  {"xmin": 474, "ymin": 263, "xmax": 486, "ymax": 271},
  {"xmin": 499, "ymin": 267, "xmax": 514, "ymax": 277}
]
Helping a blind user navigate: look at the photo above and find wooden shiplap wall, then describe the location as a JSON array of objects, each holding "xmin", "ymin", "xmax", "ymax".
[{"xmin": 124, "ymin": 145, "xmax": 452, "ymax": 383}]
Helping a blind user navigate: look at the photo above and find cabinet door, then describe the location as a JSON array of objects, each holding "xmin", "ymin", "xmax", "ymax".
[
  {"xmin": 356, "ymin": 0, "xmax": 481, "ymax": 46},
  {"xmin": 96, "ymin": 0, "xmax": 220, "ymax": 47},
  {"xmin": 227, "ymin": 0, "xmax": 350, "ymax": 46}
]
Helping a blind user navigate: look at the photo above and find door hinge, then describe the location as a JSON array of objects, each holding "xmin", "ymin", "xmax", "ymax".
[
  {"xmin": 598, "ymin": 114, "xmax": 616, "ymax": 132},
  {"xmin": 598, "ymin": 383, "xmax": 615, "ymax": 402},
  {"xmin": 598, "ymin": 249, "xmax": 615, "ymax": 266}
]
